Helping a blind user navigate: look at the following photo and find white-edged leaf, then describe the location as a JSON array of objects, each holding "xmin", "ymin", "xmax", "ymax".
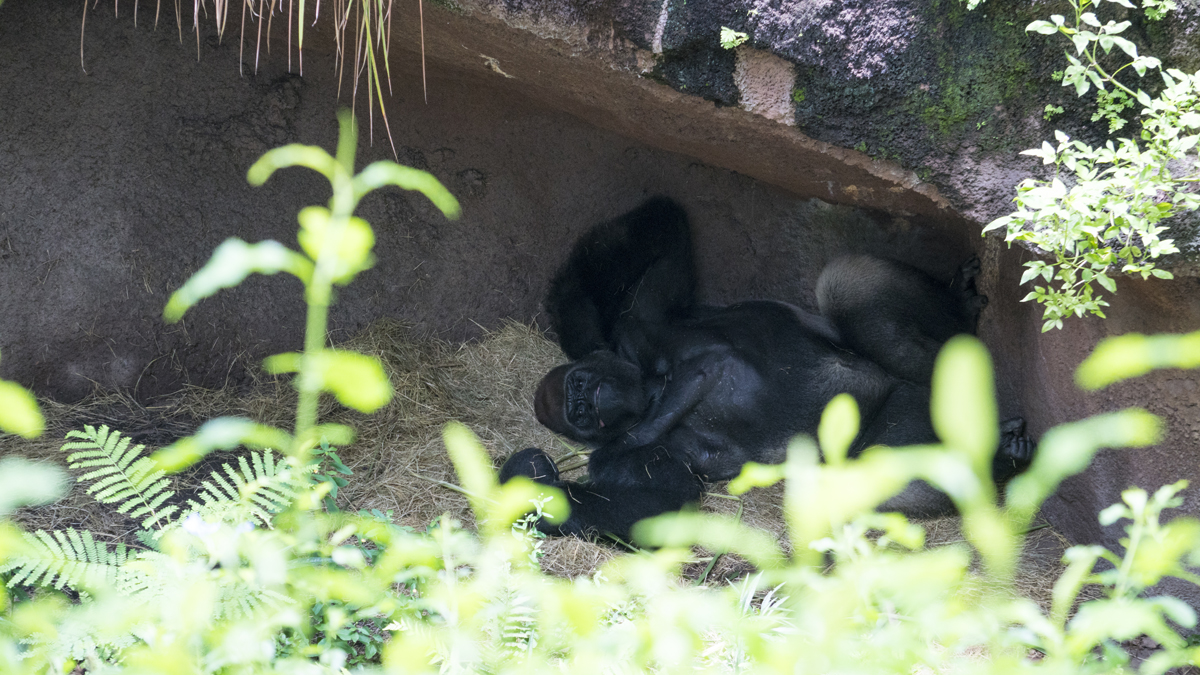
[{"xmin": 164, "ymin": 239, "xmax": 314, "ymax": 323}]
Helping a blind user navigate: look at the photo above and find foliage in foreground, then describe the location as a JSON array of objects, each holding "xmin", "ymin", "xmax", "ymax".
[
  {"xmin": 2, "ymin": 333, "xmax": 1200, "ymax": 673},
  {"xmin": 982, "ymin": 0, "xmax": 1197, "ymax": 331},
  {"xmin": 3, "ymin": 114, "xmax": 1200, "ymax": 674}
]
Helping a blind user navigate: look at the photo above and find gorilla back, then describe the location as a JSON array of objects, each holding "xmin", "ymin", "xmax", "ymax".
[{"xmin": 501, "ymin": 197, "xmax": 1032, "ymax": 540}]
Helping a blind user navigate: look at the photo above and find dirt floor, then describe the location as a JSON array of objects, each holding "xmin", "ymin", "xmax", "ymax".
[{"xmin": 5, "ymin": 320, "xmax": 1075, "ymax": 601}]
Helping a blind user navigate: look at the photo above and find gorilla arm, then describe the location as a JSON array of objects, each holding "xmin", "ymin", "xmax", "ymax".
[
  {"xmin": 610, "ymin": 351, "xmax": 724, "ymax": 450},
  {"xmin": 545, "ymin": 197, "xmax": 695, "ymax": 360},
  {"xmin": 499, "ymin": 443, "xmax": 703, "ymax": 540}
]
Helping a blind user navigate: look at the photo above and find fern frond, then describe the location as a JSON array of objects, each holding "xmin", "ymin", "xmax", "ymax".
[
  {"xmin": 214, "ymin": 583, "xmax": 293, "ymax": 621},
  {"xmin": 184, "ymin": 450, "xmax": 313, "ymax": 528},
  {"xmin": 0, "ymin": 528, "xmax": 135, "ymax": 592},
  {"xmin": 62, "ymin": 425, "xmax": 177, "ymax": 530}
]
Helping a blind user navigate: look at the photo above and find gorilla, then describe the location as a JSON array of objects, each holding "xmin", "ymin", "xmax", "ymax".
[{"xmin": 500, "ymin": 197, "xmax": 1032, "ymax": 540}]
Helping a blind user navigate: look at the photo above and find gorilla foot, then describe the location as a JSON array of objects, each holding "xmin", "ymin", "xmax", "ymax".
[
  {"xmin": 994, "ymin": 417, "xmax": 1035, "ymax": 481},
  {"xmin": 499, "ymin": 447, "xmax": 561, "ymax": 484},
  {"xmin": 953, "ymin": 256, "xmax": 981, "ymax": 289}
]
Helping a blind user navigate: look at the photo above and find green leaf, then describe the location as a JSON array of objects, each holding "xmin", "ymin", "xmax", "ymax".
[
  {"xmin": 304, "ymin": 424, "xmax": 357, "ymax": 448},
  {"xmin": 1027, "ymin": 20, "xmax": 1058, "ymax": 35},
  {"xmin": 930, "ymin": 336, "xmax": 998, "ymax": 473},
  {"xmin": 354, "ymin": 162, "xmax": 462, "ymax": 220},
  {"xmin": 335, "ymin": 108, "xmax": 358, "ymax": 175},
  {"xmin": 442, "ymin": 422, "xmax": 498, "ymax": 523},
  {"xmin": 1076, "ymin": 331, "xmax": 1200, "ymax": 389},
  {"xmin": 441, "ymin": 422, "xmax": 568, "ymax": 533},
  {"xmin": 296, "ymin": 207, "xmax": 377, "ymax": 285},
  {"xmin": 719, "ymin": 26, "xmax": 750, "ymax": 50},
  {"xmin": 248, "ymin": 144, "xmax": 340, "ymax": 185},
  {"xmin": 1127, "ymin": 517, "xmax": 1200, "ymax": 590},
  {"xmin": 817, "ymin": 393, "xmax": 859, "ymax": 465},
  {"xmin": 313, "ymin": 351, "xmax": 392, "ymax": 413},
  {"xmin": 164, "ymin": 238, "xmax": 314, "ymax": 323},
  {"xmin": 154, "ymin": 417, "xmax": 294, "ymax": 470},
  {"xmin": 263, "ymin": 352, "xmax": 302, "ymax": 375},
  {"xmin": 1110, "ymin": 36, "xmax": 1138, "ymax": 59},
  {"xmin": 268, "ymin": 350, "xmax": 393, "ymax": 413},
  {"xmin": 1071, "ymin": 33, "xmax": 1090, "ymax": 55},
  {"xmin": 0, "ymin": 457, "xmax": 67, "ymax": 515},
  {"xmin": 631, "ymin": 512, "xmax": 785, "ymax": 569},
  {"xmin": 493, "ymin": 476, "xmax": 568, "ymax": 527},
  {"xmin": 728, "ymin": 461, "xmax": 785, "ymax": 494},
  {"xmin": 1068, "ymin": 598, "xmax": 1191, "ymax": 652},
  {"xmin": 0, "ymin": 380, "xmax": 44, "ymax": 438},
  {"xmin": 1053, "ymin": 546, "xmax": 1106, "ymax": 626}
]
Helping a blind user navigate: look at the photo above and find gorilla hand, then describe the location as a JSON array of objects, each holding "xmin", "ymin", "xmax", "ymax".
[{"xmin": 994, "ymin": 417, "xmax": 1036, "ymax": 481}]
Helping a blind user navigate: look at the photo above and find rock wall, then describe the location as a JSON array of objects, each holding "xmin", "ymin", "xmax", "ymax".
[{"xmin": 2, "ymin": 0, "xmax": 1199, "ymax": 603}]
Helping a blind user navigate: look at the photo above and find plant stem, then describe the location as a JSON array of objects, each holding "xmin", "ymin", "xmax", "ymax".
[{"xmin": 295, "ymin": 297, "xmax": 330, "ymax": 445}]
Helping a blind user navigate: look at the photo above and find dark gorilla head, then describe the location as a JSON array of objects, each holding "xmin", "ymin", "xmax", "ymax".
[{"xmin": 534, "ymin": 351, "xmax": 647, "ymax": 444}]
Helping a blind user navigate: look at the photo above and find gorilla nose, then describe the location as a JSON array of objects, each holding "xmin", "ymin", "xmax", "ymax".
[{"xmin": 594, "ymin": 381, "xmax": 624, "ymax": 420}]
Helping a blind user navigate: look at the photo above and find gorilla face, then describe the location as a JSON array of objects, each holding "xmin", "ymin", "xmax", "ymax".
[{"xmin": 534, "ymin": 351, "xmax": 647, "ymax": 444}]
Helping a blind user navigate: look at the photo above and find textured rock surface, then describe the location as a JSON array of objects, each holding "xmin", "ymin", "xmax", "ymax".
[{"xmin": 1, "ymin": 0, "xmax": 1200, "ymax": 604}]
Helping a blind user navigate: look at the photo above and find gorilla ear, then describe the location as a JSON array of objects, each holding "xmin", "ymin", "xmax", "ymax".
[{"xmin": 534, "ymin": 364, "xmax": 569, "ymax": 434}]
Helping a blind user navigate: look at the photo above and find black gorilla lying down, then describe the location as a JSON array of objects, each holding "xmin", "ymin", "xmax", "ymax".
[{"xmin": 500, "ymin": 197, "xmax": 1033, "ymax": 539}]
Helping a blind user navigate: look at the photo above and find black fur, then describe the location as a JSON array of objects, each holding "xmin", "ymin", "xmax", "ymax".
[{"xmin": 503, "ymin": 197, "xmax": 1033, "ymax": 540}]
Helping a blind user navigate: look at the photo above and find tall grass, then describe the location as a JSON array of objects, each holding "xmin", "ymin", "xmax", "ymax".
[{"xmin": 81, "ymin": 0, "xmax": 422, "ymax": 156}]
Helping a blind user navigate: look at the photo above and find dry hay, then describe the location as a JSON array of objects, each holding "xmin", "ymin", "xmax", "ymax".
[{"xmin": 3, "ymin": 319, "xmax": 1071, "ymax": 601}]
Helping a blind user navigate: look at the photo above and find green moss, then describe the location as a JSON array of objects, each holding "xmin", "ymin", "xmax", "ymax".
[
  {"xmin": 913, "ymin": 5, "xmax": 1034, "ymax": 147},
  {"xmin": 792, "ymin": 87, "xmax": 806, "ymax": 103}
]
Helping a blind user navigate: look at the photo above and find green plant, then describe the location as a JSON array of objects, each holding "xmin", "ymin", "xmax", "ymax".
[
  {"xmin": 311, "ymin": 438, "xmax": 354, "ymax": 512},
  {"xmin": 1, "ymin": 328, "xmax": 1199, "ymax": 672},
  {"xmin": 983, "ymin": 0, "xmax": 1198, "ymax": 331},
  {"xmin": 161, "ymin": 110, "xmax": 459, "ymax": 470},
  {"xmin": 0, "ymin": 428, "xmax": 313, "ymax": 661},
  {"xmin": 1044, "ymin": 103, "xmax": 1065, "ymax": 120},
  {"xmin": 0, "ymin": 112, "xmax": 463, "ymax": 671},
  {"xmin": 720, "ymin": 27, "xmax": 749, "ymax": 50},
  {"xmin": 0, "ymin": 349, "xmax": 43, "ymax": 439}
]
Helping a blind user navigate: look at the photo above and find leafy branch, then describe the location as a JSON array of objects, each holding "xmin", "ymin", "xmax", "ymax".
[{"xmin": 983, "ymin": 0, "xmax": 1198, "ymax": 331}]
